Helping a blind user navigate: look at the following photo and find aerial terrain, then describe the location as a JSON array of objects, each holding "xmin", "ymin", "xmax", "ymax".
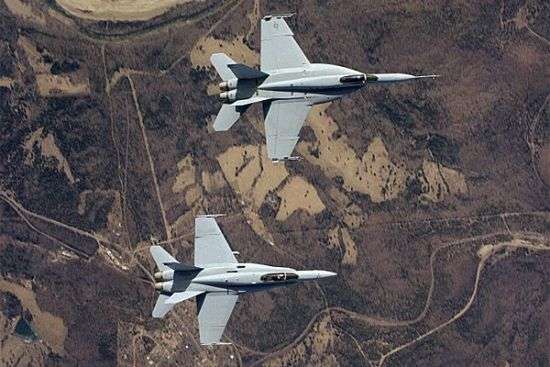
[{"xmin": 0, "ymin": 0, "xmax": 549, "ymax": 366}]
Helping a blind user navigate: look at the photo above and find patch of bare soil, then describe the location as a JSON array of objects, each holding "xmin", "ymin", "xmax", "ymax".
[
  {"xmin": 0, "ymin": 319, "xmax": 49, "ymax": 367},
  {"xmin": 217, "ymin": 145, "xmax": 287, "ymax": 242},
  {"xmin": 297, "ymin": 105, "xmax": 408, "ymax": 203},
  {"xmin": 55, "ymin": 0, "xmax": 198, "ymax": 22},
  {"xmin": 172, "ymin": 154, "xmax": 200, "ymax": 207},
  {"xmin": 18, "ymin": 36, "xmax": 50, "ymax": 74},
  {"xmin": 18, "ymin": 36, "xmax": 90, "ymax": 98},
  {"xmin": 0, "ymin": 279, "xmax": 67, "ymax": 354},
  {"xmin": 419, "ymin": 160, "xmax": 468, "ymax": 202},
  {"xmin": 24, "ymin": 128, "xmax": 76, "ymax": 184},
  {"xmin": 4, "ymin": 0, "xmax": 46, "ymax": 25},
  {"xmin": 0, "ymin": 77, "xmax": 14, "ymax": 88},
  {"xmin": 340, "ymin": 227, "xmax": 358, "ymax": 266},
  {"xmin": 191, "ymin": 36, "xmax": 259, "ymax": 68},
  {"xmin": 299, "ymin": 105, "xmax": 468, "ymax": 204},
  {"xmin": 276, "ymin": 176, "xmax": 325, "ymax": 221},
  {"xmin": 35, "ymin": 74, "xmax": 90, "ymax": 97},
  {"xmin": 325, "ymin": 226, "xmax": 358, "ymax": 265},
  {"xmin": 201, "ymin": 170, "xmax": 226, "ymax": 193},
  {"xmin": 169, "ymin": 154, "xmax": 206, "ymax": 237}
]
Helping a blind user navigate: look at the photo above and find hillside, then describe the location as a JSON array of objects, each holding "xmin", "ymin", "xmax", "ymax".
[{"xmin": 0, "ymin": 0, "xmax": 549, "ymax": 366}]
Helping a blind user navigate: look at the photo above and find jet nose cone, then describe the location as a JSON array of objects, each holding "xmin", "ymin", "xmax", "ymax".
[
  {"xmin": 296, "ymin": 270, "xmax": 337, "ymax": 281},
  {"xmin": 318, "ymin": 271, "xmax": 337, "ymax": 279}
]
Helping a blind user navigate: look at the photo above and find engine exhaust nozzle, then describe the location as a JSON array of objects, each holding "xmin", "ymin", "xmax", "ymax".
[
  {"xmin": 154, "ymin": 270, "xmax": 174, "ymax": 281},
  {"xmin": 219, "ymin": 90, "xmax": 237, "ymax": 103},
  {"xmin": 154, "ymin": 281, "xmax": 173, "ymax": 292},
  {"xmin": 219, "ymin": 79, "xmax": 238, "ymax": 91}
]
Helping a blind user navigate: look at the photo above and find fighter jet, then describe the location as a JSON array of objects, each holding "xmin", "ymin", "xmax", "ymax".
[
  {"xmin": 210, "ymin": 14, "xmax": 437, "ymax": 161},
  {"xmin": 150, "ymin": 215, "xmax": 336, "ymax": 345}
]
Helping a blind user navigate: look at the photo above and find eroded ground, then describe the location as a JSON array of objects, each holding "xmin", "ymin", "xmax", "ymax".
[
  {"xmin": 55, "ymin": 0, "xmax": 199, "ymax": 22},
  {"xmin": 0, "ymin": 0, "xmax": 549, "ymax": 366}
]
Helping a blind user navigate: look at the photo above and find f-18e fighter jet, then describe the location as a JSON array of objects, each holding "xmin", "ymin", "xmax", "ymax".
[
  {"xmin": 150, "ymin": 215, "xmax": 336, "ymax": 345},
  {"xmin": 210, "ymin": 14, "xmax": 437, "ymax": 161}
]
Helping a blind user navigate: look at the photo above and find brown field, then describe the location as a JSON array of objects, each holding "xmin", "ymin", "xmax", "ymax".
[
  {"xmin": 24, "ymin": 128, "xmax": 76, "ymax": 184},
  {"xmin": 0, "ymin": 280, "xmax": 67, "ymax": 354},
  {"xmin": 0, "ymin": 0, "xmax": 548, "ymax": 366},
  {"xmin": 276, "ymin": 176, "xmax": 325, "ymax": 221},
  {"xmin": 191, "ymin": 36, "xmax": 259, "ymax": 68},
  {"xmin": 55, "ymin": 0, "xmax": 198, "ymax": 22}
]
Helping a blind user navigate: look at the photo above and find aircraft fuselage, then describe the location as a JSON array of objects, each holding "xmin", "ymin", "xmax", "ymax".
[
  {"xmin": 256, "ymin": 63, "xmax": 365, "ymax": 105},
  {"xmin": 155, "ymin": 262, "xmax": 336, "ymax": 294}
]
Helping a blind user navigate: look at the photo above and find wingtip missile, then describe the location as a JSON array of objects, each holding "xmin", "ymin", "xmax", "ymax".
[
  {"xmin": 272, "ymin": 156, "xmax": 302, "ymax": 163},
  {"xmin": 263, "ymin": 13, "xmax": 295, "ymax": 21},
  {"xmin": 196, "ymin": 213, "xmax": 226, "ymax": 218}
]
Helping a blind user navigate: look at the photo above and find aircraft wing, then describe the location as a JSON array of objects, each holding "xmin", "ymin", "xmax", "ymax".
[
  {"xmin": 261, "ymin": 15, "xmax": 309, "ymax": 71},
  {"xmin": 197, "ymin": 293, "xmax": 239, "ymax": 345},
  {"xmin": 263, "ymin": 99, "xmax": 312, "ymax": 160},
  {"xmin": 194, "ymin": 216, "xmax": 237, "ymax": 266}
]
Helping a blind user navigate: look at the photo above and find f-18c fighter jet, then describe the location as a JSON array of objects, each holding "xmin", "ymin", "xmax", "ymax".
[
  {"xmin": 210, "ymin": 14, "xmax": 437, "ymax": 161},
  {"xmin": 150, "ymin": 215, "xmax": 336, "ymax": 345}
]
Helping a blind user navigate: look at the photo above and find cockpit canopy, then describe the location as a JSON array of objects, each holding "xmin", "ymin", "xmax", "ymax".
[
  {"xmin": 340, "ymin": 74, "xmax": 366, "ymax": 84},
  {"xmin": 260, "ymin": 272, "xmax": 299, "ymax": 282}
]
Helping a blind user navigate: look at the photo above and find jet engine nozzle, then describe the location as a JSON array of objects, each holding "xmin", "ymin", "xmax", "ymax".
[
  {"xmin": 219, "ymin": 79, "xmax": 238, "ymax": 91},
  {"xmin": 219, "ymin": 90, "xmax": 237, "ymax": 103},
  {"xmin": 154, "ymin": 270, "xmax": 174, "ymax": 281},
  {"xmin": 154, "ymin": 281, "xmax": 173, "ymax": 292}
]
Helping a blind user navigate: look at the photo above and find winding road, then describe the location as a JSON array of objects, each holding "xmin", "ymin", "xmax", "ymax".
[
  {"xmin": 247, "ymin": 231, "xmax": 549, "ymax": 366},
  {"xmin": 2, "ymin": 0, "xmax": 549, "ymax": 365}
]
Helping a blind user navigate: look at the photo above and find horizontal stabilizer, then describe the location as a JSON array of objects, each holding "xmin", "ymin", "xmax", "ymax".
[
  {"xmin": 152, "ymin": 294, "xmax": 174, "ymax": 318},
  {"xmin": 213, "ymin": 104, "xmax": 245, "ymax": 131},
  {"xmin": 166, "ymin": 291, "xmax": 204, "ymax": 305},
  {"xmin": 163, "ymin": 262, "xmax": 203, "ymax": 272},
  {"xmin": 150, "ymin": 246, "xmax": 178, "ymax": 272},
  {"xmin": 227, "ymin": 64, "xmax": 268, "ymax": 80},
  {"xmin": 210, "ymin": 53, "xmax": 237, "ymax": 81}
]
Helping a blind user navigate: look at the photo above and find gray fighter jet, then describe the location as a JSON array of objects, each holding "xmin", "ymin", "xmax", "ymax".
[
  {"xmin": 210, "ymin": 14, "xmax": 437, "ymax": 161},
  {"xmin": 150, "ymin": 215, "xmax": 336, "ymax": 345}
]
